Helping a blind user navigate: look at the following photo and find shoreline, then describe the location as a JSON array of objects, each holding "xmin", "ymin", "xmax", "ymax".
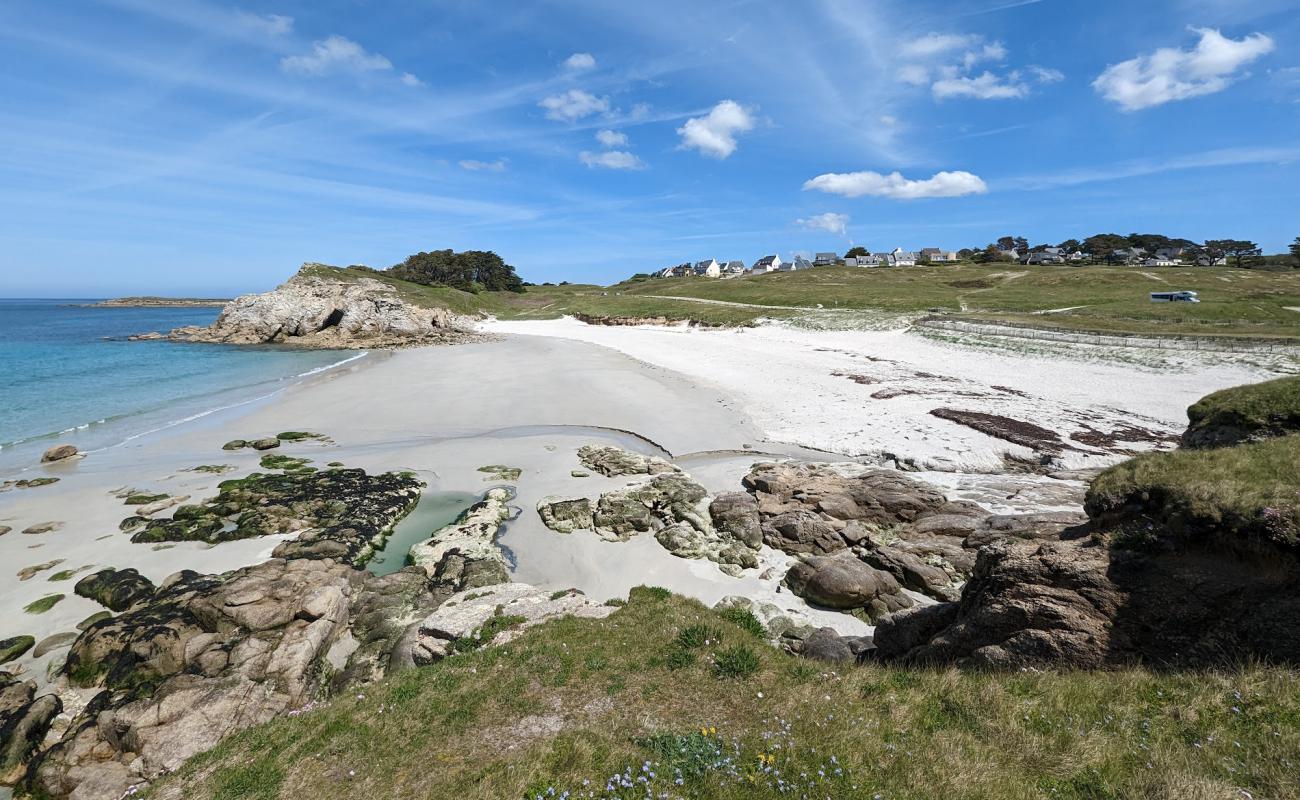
[{"xmin": 2, "ymin": 319, "xmax": 1291, "ymax": 697}]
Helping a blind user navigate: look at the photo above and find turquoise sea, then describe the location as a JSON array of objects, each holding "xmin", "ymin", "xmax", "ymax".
[{"xmin": 0, "ymin": 300, "xmax": 363, "ymax": 474}]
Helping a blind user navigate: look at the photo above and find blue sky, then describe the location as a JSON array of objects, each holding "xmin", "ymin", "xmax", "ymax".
[{"xmin": 1, "ymin": 0, "xmax": 1297, "ymax": 295}]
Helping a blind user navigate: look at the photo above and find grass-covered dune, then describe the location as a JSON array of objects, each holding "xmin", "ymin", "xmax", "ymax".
[
  {"xmin": 1184, "ymin": 375, "xmax": 1300, "ymax": 448},
  {"xmin": 147, "ymin": 588, "xmax": 1300, "ymax": 800},
  {"xmin": 309, "ymin": 262, "xmax": 1300, "ymax": 338}
]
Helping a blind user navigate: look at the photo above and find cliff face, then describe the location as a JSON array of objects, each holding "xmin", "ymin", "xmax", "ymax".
[{"xmin": 167, "ymin": 264, "xmax": 474, "ymax": 348}]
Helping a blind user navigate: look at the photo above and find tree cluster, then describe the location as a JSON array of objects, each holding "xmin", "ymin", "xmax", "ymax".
[
  {"xmin": 958, "ymin": 232, "xmax": 1286, "ymax": 268},
  {"xmin": 386, "ymin": 249, "xmax": 525, "ymax": 293}
]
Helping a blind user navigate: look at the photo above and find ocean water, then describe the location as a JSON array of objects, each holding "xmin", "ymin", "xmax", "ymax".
[{"xmin": 0, "ymin": 300, "xmax": 364, "ymax": 473}]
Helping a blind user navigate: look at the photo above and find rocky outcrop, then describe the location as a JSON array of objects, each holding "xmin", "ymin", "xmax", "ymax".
[
  {"xmin": 73, "ymin": 568, "xmax": 156, "ymax": 612},
  {"xmin": 0, "ymin": 637, "xmax": 35, "ymax": 666},
  {"xmin": 127, "ymin": 467, "xmax": 423, "ymax": 567},
  {"xmin": 411, "ymin": 583, "xmax": 613, "ymax": 664},
  {"xmin": 410, "ymin": 488, "xmax": 514, "ymax": 596},
  {"xmin": 26, "ymin": 558, "xmax": 440, "ymax": 799},
  {"xmin": 1181, "ymin": 375, "xmax": 1300, "ymax": 449},
  {"xmin": 577, "ymin": 445, "xmax": 678, "ymax": 477},
  {"xmin": 165, "ymin": 264, "xmax": 473, "ymax": 348},
  {"xmin": 41, "ymin": 445, "xmax": 79, "ymax": 463}
]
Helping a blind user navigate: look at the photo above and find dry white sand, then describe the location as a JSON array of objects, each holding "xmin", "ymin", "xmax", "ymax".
[{"xmin": 483, "ymin": 317, "xmax": 1287, "ymax": 471}]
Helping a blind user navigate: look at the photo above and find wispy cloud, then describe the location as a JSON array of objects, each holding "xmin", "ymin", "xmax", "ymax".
[
  {"xmin": 459, "ymin": 158, "xmax": 508, "ymax": 172},
  {"xmin": 579, "ymin": 150, "xmax": 646, "ymax": 170},
  {"xmin": 999, "ymin": 145, "xmax": 1300, "ymax": 190},
  {"xmin": 596, "ymin": 129, "xmax": 629, "ymax": 147},
  {"xmin": 234, "ymin": 11, "xmax": 293, "ymax": 36},
  {"xmin": 1093, "ymin": 28, "xmax": 1275, "ymax": 111},
  {"xmin": 804, "ymin": 170, "xmax": 988, "ymax": 199},
  {"xmin": 281, "ymin": 35, "xmax": 394, "ymax": 76},
  {"xmin": 677, "ymin": 100, "xmax": 755, "ymax": 159},
  {"xmin": 539, "ymin": 89, "xmax": 611, "ymax": 121},
  {"xmin": 897, "ymin": 31, "xmax": 1062, "ymax": 101}
]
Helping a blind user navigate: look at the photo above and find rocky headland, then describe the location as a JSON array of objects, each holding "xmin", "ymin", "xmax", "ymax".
[{"xmin": 149, "ymin": 264, "xmax": 478, "ymax": 348}]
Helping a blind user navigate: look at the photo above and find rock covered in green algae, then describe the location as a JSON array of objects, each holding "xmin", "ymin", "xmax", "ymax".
[
  {"xmin": 476, "ymin": 464, "xmax": 522, "ymax": 481},
  {"xmin": 0, "ymin": 636, "xmax": 36, "ymax": 665},
  {"xmin": 126, "ymin": 468, "xmax": 423, "ymax": 567},
  {"xmin": 23, "ymin": 595, "xmax": 64, "ymax": 615},
  {"xmin": 74, "ymin": 568, "xmax": 157, "ymax": 612},
  {"xmin": 258, "ymin": 453, "xmax": 315, "ymax": 473},
  {"xmin": 250, "ymin": 437, "xmax": 281, "ymax": 450},
  {"xmin": 221, "ymin": 439, "xmax": 247, "ymax": 451},
  {"xmin": 0, "ymin": 674, "xmax": 61, "ymax": 785}
]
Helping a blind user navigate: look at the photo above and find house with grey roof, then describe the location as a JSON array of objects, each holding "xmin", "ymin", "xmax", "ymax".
[
  {"xmin": 693, "ymin": 259, "xmax": 721, "ymax": 278},
  {"xmin": 720, "ymin": 260, "xmax": 746, "ymax": 278},
  {"xmin": 751, "ymin": 254, "xmax": 783, "ymax": 273},
  {"xmin": 920, "ymin": 248, "xmax": 959, "ymax": 262},
  {"xmin": 813, "ymin": 252, "xmax": 839, "ymax": 266}
]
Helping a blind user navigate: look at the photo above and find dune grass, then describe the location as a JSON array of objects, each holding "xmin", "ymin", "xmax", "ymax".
[
  {"xmin": 1186, "ymin": 375, "xmax": 1300, "ymax": 440},
  {"xmin": 1087, "ymin": 434, "xmax": 1300, "ymax": 548},
  {"xmin": 148, "ymin": 587, "xmax": 1300, "ymax": 800}
]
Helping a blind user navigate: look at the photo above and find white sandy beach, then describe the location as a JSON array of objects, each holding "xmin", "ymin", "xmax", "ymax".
[{"xmin": 1, "ymin": 321, "xmax": 1291, "ymax": 689}]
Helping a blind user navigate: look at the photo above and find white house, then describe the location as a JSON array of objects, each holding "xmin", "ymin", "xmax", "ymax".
[
  {"xmin": 1143, "ymin": 256, "xmax": 1178, "ymax": 267},
  {"xmin": 813, "ymin": 252, "xmax": 839, "ymax": 266},
  {"xmin": 891, "ymin": 247, "xmax": 917, "ymax": 266},
  {"xmin": 1025, "ymin": 247, "xmax": 1067, "ymax": 265},
  {"xmin": 720, "ymin": 260, "xmax": 746, "ymax": 278},
  {"xmin": 920, "ymin": 248, "xmax": 959, "ymax": 262},
  {"xmin": 693, "ymin": 258, "xmax": 721, "ymax": 278},
  {"xmin": 751, "ymin": 254, "xmax": 783, "ymax": 273}
]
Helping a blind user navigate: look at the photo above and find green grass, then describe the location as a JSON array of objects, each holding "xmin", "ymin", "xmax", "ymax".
[
  {"xmin": 306, "ymin": 262, "xmax": 1300, "ymax": 339},
  {"xmin": 146, "ymin": 587, "xmax": 1300, "ymax": 800},
  {"xmin": 1186, "ymin": 375, "xmax": 1300, "ymax": 442},
  {"xmin": 1086, "ymin": 434, "xmax": 1300, "ymax": 548}
]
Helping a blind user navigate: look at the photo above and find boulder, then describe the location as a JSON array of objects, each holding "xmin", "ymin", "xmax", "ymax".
[
  {"xmin": 857, "ymin": 539, "xmax": 958, "ymax": 602},
  {"xmin": 537, "ymin": 497, "xmax": 594, "ymax": 534},
  {"xmin": 709, "ymin": 492, "xmax": 763, "ymax": 549},
  {"xmin": 74, "ymin": 568, "xmax": 156, "ymax": 612},
  {"xmin": 593, "ymin": 473, "xmax": 709, "ymax": 542},
  {"xmin": 221, "ymin": 439, "xmax": 247, "ymax": 451},
  {"xmin": 784, "ymin": 554, "xmax": 913, "ymax": 620},
  {"xmin": 32, "ymin": 632, "xmax": 79, "ymax": 659},
  {"xmin": 743, "ymin": 462, "xmax": 962, "ymax": 526},
  {"xmin": 762, "ymin": 510, "xmax": 846, "ymax": 555},
  {"xmin": 787, "ymin": 627, "xmax": 876, "ymax": 664},
  {"xmin": 0, "ymin": 676, "xmax": 61, "ymax": 785},
  {"xmin": 250, "ymin": 437, "xmax": 280, "ymax": 451},
  {"xmin": 41, "ymin": 445, "xmax": 78, "ymax": 463},
  {"xmin": 0, "ymin": 636, "xmax": 35, "ymax": 665}
]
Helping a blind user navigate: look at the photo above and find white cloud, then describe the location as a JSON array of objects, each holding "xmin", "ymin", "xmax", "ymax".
[
  {"xmin": 897, "ymin": 64, "xmax": 930, "ymax": 86},
  {"xmin": 900, "ymin": 33, "xmax": 980, "ymax": 58},
  {"xmin": 539, "ymin": 89, "xmax": 610, "ymax": 121},
  {"xmin": 1029, "ymin": 65, "xmax": 1065, "ymax": 83},
  {"xmin": 400, "ymin": 72, "xmax": 424, "ymax": 87},
  {"xmin": 459, "ymin": 158, "xmax": 508, "ymax": 172},
  {"xmin": 676, "ymin": 100, "xmax": 755, "ymax": 159},
  {"xmin": 933, "ymin": 71, "xmax": 1029, "ymax": 99},
  {"xmin": 235, "ymin": 12, "xmax": 293, "ymax": 36},
  {"xmin": 563, "ymin": 52, "xmax": 596, "ymax": 71},
  {"xmin": 1093, "ymin": 28, "xmax": 1275, "ymax": 111},
  {"xmin": 803, "ymin": 170, "xmax": 988, "ymax": 200},
  {"xmin": 596, "ymin": 129, "xmax": 629, "ymax": 147},
  {"xmin": 962, "ymin": 41, "xmax": 1008, "ymax": 70},
  {"xmin": 796, "ymin": 212, "xmax": 849, "ymax": 236},
  {"xmin": 579, "ymin": 150, "xmax": 646, "ymax": 170},
  {"xmin": 281, "ymin": 35, "xmax": 393, "ymax": 76}
]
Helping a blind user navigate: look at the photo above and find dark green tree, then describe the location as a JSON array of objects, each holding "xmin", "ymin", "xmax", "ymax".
[
  {"xmin": 1057, "ymin": 238, "xmax": 1082, "ymax": 252},
  {"xmin": 1290, "ymin": 237, "xmax": 1300, "ymax": 266},
  {"xmin": 1220, "ymin": 240, "xmax": 1263, "ymax": 269},
  {"xmin": 387, "ymin": 248, "xmax": 524, "ymax": 292},
  {"xmin": 845, "ymin": 246, "xmax": 870, "ymax": 259},
  {"xmin": 1082, "ymin": 233, "xmax": 1129, "ymax": 264}
]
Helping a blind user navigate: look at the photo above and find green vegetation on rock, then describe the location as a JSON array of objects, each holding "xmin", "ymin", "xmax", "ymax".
[
  {"xmin": 124, "ymin": 493, "xmax": 169, "ymax": 505},
  {"xmin": 0, "ymin": 635, "xmax": 36, "ymax": 664},
  {"xmin": 275, "ymin": 431, "xmax": 325, "ymax": 442},
  {"xmin": 148, "ymin": 587, "xmax": 1300, "ymax": 800},
  {"xmin": 23, "ymin": 594, "xmax": 65, "ymax": 614},
  {"xmin": 477, "ymin": 464, "xmax": 523, "ymax": 481},
  {"xmin": 1184, "ymin": 375, "xmax": 1300, "ymax": 448},
  {"xmin": 189, "ymin": 465, "xmax": 235, "ymax": 474},
  {"xmin": 258, "ymin": 454, "xmax": 315, "ymax": 473}
]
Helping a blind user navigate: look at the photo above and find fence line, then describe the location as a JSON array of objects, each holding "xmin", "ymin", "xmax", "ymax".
[{"xmin": 915, "ymin": 317, "xmax": 1299, "ymax": 354}]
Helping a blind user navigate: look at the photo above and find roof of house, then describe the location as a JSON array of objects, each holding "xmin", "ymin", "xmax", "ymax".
[
  {"xmin": 754, "ymin": 254, "xmax": 780, "ymax": 265},
  {"xmin": 920, "ymin": 248, "xmax": 943, "ymax": 256},
  {"xmin": 723, "ymin": 260, "xmax": 745, "ymax": 270},
  {"xmin": 814, "ymin": 252, "xmax": 838, "ymax": 260}
]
